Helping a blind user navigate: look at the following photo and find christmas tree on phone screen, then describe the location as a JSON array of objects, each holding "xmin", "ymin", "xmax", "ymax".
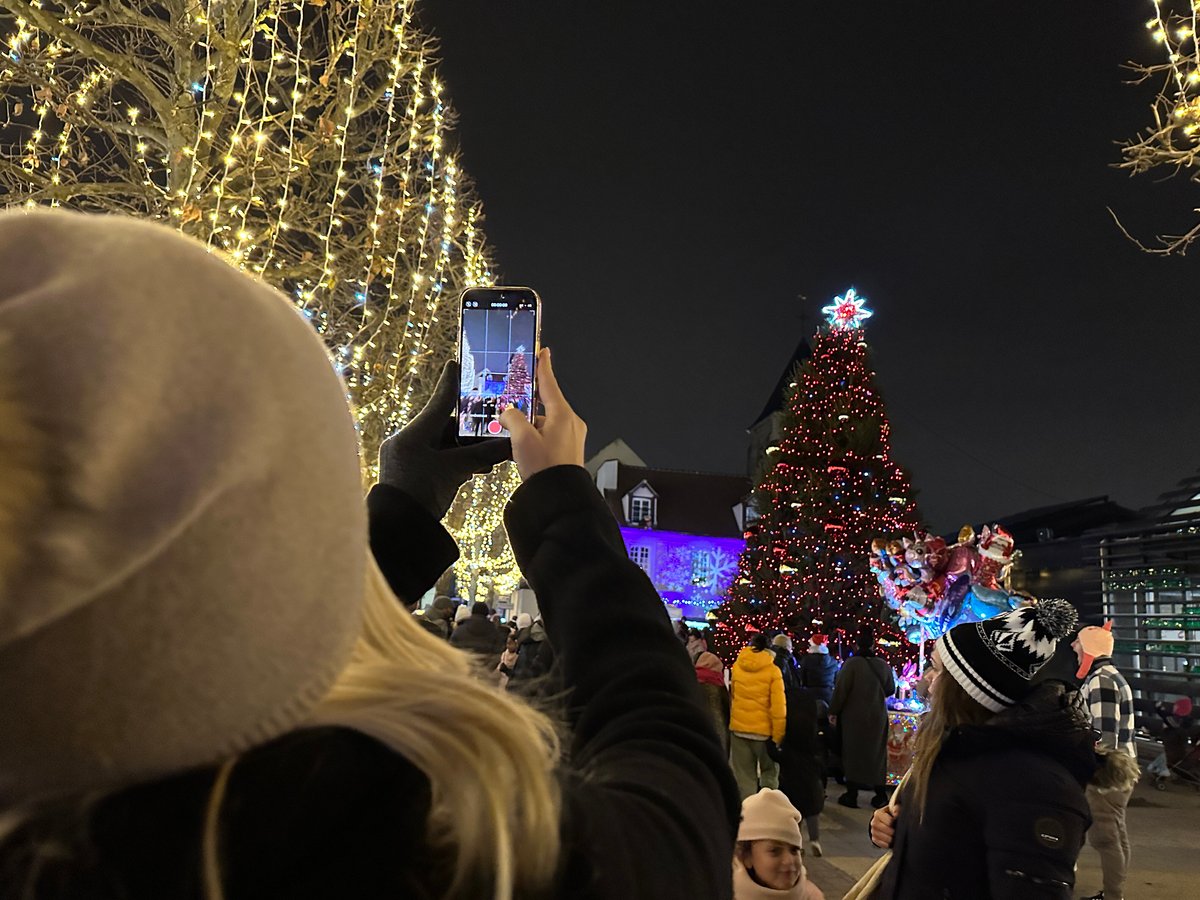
[{"xmin": 502, "ymin": 347, "xmax": 530, "ymax": 407}]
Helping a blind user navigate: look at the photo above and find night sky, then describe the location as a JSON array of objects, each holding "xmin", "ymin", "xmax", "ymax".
[{"xmin": 422, "ymin": 2, "xmax": 1200, "ymax": 531}]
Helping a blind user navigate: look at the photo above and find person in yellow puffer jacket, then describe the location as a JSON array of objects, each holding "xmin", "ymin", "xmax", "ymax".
[{"xmin": 730, "ymin": 633, "xmax": 787, "ymax": 799}]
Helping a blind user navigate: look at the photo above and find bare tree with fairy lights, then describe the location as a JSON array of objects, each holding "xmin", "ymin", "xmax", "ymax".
[
  {"xmin": 1119, "ymin": 1, "xmax": 1200, "ymax": 253},
  {"xmin": 0, "ymin": 0, "xmax": 524, "ymax": 599}
]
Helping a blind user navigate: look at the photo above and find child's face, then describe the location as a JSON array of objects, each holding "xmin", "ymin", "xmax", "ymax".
[{"xmin": 745, "ymin": 839, "xmax": 801, "ymax": 891}]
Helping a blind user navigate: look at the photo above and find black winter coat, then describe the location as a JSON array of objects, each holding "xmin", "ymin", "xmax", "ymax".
[
  {"xmin": 0, "ymin": 468, "xmax": 740, "ymax": 899},
  {"xmin": 772, "ymin": 646, "xmax": 801, "ymax": 692},
  {"xmin": 876, "ymin": 682, "xmax": 1096, "ymax": 900},
  {"xmin": 799, "ymin": 652, "xmax": 838, "ymax": 705},
  {"xmin": 777, "ymin": 686, "xmax": 825, "ymax": 818},
  {"xmin": 512, "ymin": 623, "xmax": 555, "ymax": 683}
]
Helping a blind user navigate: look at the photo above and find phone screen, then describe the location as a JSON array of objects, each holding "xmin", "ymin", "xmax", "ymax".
[{"xmin": 458, "ymin": 288, "xmax": 539, "ymax": 440}]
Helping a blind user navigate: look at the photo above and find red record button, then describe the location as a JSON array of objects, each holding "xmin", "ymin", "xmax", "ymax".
[{"xmin": 487, "ymin": 420, "xmax": 503, "ymax": 435}]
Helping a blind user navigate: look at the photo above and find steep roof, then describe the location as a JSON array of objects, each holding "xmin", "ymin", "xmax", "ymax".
[
  {"xmin": 585, "ymin": 437, "xmax": 647, "ymax": 476},
  {"xmin": 601, "ymin": 464, "xmax": 752, "ymax": 538},
  {"xmin": 749, "ymin": 334, "xmax": 813, "ymax": 429}
]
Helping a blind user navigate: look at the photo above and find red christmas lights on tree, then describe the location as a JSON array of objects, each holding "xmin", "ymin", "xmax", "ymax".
[
  {"xmin": 501, "ymin": 345, "xmax": 531, "ymax": 410},
  {"xmin": 714, "ymin": 290, "xmax": 921, "ymax": 664}
]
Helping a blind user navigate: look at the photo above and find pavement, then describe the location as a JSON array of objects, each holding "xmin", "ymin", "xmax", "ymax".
[{"xmin": 801, "ymin": 779, "xmax": 1200, "ymax": 899}]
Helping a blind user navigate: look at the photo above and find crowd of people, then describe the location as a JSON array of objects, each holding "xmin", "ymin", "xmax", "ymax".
[
  {"xmin": 458, "ymin": 390, "xmax": 532, "ymax": 437},
  {"xmin": 685, "ymin": 605, "xmax": 1140, "ymax": 899},
  {"xmin": 413, "ymin": 597, "xmax": 554, "ymax": 692},
  {"xmin": 0, "ymin": 210, "xmax": 1146, "ymax": 899}
]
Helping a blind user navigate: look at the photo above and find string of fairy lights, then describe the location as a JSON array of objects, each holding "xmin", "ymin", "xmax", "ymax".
[
  {"xmin": 0, "ymin": 0, "xmax": 523, "ymax": 598},
  {"xmin": 1123, "ymin": 1, "xmax": 1200, "ymax": 191},
  {"xmin": 717, "ymin": 290, "xmax": 921, "ymax": 664},
  {"xmin": 1145, "ymin": 2, "xmax": 1200, "ymax": 136}
]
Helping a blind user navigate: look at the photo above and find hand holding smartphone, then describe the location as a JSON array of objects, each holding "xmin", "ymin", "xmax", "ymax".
[
  {"xmin": 457, "ymin": 287, "xmax": 541, "ymax": 443},
  {"xmin": 500, "ymin": 347, "xmax": 587, "ymax": 480}
]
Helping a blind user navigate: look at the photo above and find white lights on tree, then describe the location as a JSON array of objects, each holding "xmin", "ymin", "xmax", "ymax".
[{"xmin": 0, "ymin": 0, "xmax": 525, "ymax": 599}]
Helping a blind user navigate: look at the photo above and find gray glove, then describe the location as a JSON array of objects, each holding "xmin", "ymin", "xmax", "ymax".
[{"xmin": 378, "ymin": 361, "xmax": 512, "ymax": 519}]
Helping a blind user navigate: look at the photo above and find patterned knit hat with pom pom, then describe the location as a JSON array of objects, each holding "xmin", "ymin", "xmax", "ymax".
[{"xmin": 937, "ymin": 599, "xmax": 1079, "ymax": 712}]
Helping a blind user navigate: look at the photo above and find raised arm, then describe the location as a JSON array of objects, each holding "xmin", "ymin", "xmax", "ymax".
[
  {"xmin": 370, "ymin": 360, "xmax": 510, "ymax": 603},
  {"xmin": 501, "ymin": 350, "xmax": 739, "ymax": 899}
]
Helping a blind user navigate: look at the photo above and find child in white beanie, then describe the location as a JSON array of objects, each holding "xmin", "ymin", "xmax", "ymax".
[{"xmin": 734, "ymin": 789, "xmax": 825, "ymax": 899}]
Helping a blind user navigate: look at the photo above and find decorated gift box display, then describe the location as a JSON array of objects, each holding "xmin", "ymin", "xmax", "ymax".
[{"xmin": 869, "ymin": 524, "xmax": 1024, "ymax": 644}]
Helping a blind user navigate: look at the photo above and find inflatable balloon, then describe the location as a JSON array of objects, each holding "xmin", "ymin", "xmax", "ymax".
[{"xmin": 867, "ymin": 522, "xmax": 1023, "ymax": 644}]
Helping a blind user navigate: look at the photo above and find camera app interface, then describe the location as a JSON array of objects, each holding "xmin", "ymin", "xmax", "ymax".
[{"xmin": 458, "ymin": 294, "xmax": 537, "ymax": 439}]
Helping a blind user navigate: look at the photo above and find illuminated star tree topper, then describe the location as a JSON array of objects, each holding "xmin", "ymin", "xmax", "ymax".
[{"xmin": 822, "ymin": 288, "xmax": 874, "ymax": 330}]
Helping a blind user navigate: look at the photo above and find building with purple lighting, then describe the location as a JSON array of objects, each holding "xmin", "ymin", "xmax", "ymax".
[{"xmin": 588, "ymin": 440, "xmax": 752, "ymax": 626}]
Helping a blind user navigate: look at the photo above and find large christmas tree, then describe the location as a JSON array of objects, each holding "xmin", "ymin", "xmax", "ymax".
[{"xmin": 717, "ymin": 290, "xmax": 921, "ymax": 661}]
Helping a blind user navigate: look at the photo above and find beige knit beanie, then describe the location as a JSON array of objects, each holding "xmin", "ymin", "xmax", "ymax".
[
  {"xmin": 738, "ymin": 788, "xmax": 803, "ymax": 848},
  {"xmin": 0, "ymin": 210, "xmax": 366, "ymax": 806}
]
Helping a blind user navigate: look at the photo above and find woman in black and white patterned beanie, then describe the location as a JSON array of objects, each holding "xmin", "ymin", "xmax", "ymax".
[{"xmin": 866, "ymin": 599, "xmax": 1098, "ymax": 900}]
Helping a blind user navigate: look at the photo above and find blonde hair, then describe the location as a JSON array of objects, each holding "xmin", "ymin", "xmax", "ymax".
[
  {"xmin": 907, "ymin": 668, "xmax": 992, "ymax": 820},
  {"xmin": 203, "ymin": 559, "xmax": 562, "ymax": 899}
]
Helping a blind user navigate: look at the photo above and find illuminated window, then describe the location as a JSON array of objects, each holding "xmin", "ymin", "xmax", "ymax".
[
  {"xmin": 629, "ymin": 546, "xmax": 651, "ymax": 570},
  {"xmin": 630, "ymin": 496, "xmax": 655, "ymax": 526},
  {"xmin": 691, "ymin": 550, "xmax": 714, "ymax": 587}
]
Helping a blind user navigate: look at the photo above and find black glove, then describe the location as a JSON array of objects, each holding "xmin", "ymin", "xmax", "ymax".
[
  {"xmin": 766, "ymin": 740, "xmax": 784, "ymax": 762},
  {"xmin": 378, "ymin": 360, "xmax": 512, "ymax": 519}
]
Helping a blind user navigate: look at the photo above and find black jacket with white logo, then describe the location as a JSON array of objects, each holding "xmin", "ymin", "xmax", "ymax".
[{"xmin": 877, "ymin": 681, "xmax": 1096, "ymax": 899}]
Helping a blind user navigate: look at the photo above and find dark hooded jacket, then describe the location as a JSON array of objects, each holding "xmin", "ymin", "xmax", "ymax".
[
  {"xmin": 876, "ymin": 681, "xmax": 1096, "ymax": 899},
  {"xmin": 799, "ymin": 651, "xmax": 838, "ymax": 705},
  {"xmin": 512, "ymin": 618, "xmax": 555, "ymax": 683},
  {"xmin": 777, "ymin": 685, "xmax": 825, "ymax": 818},
  {"xmin": 772, "ymin": 646, "xmax": 801, "ymax": 692}
]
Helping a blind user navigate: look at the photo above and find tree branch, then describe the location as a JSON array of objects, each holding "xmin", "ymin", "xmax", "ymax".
[{"xmin": 3, "ymin": 0, "xmax": 172, "ymax": 121}]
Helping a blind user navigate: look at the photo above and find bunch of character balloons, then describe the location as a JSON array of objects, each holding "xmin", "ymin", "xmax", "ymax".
[{"xmin": 869, "ymin": 525, "xmax": 1020, "ymax": 643}]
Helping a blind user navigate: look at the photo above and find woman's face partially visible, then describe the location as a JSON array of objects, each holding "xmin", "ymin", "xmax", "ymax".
[
  {"xmin": 928, "ymin": 646, "xmax": 944, "ymax": 697},
  {"xmin": 744, "ymin": 839, "xmax": 801, "ymax": 890}
]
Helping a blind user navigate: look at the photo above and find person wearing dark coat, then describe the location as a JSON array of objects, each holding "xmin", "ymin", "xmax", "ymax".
[
  {"xmin": 771, "ymin": 634, "xmax": 801, "ymax": 692},
  {"xmin": 511, "ymin": 616, "xmax": 556, "ymax": 686},
  {"xmin": 695, "ymin": 651, "xmax": 731, "ymax": 755},
  {"xmin": 869, "ymin": 601, "xmax": 1094, "ymax": 900},
  {"xmin": 798, "ymin": 633, "xmax": 838, "ymax": 706},
  {"xmin": 416, "ymin": 595, "xmax": 455, "ymax": 639},
  {"xmin": 828, "ymin": 630, "xmax": 895, "ymax": 809},
  {"xmin": 0, "ymin": 221, "xmax": 739, "ymax": 900},
  {"xmin": 449, "ymin": 601, "xmax": 506, "ymax": 667},
  {"xmin": 776, "ymin": 684, "xmax": 826, "ymax": 857}
]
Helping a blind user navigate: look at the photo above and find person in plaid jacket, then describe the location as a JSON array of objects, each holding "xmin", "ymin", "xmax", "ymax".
[{"xmin": 1074, "ymin": 625, "xmax": 1136, "ymax": 900}]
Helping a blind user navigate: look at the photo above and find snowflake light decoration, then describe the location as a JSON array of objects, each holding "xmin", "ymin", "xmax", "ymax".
[{"xmin": 822, "ymin": 288, "xmax": 873, "ymax": 330}]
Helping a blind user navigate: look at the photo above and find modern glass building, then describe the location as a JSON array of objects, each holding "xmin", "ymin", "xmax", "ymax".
[{"xmin": 1098, "ymin": 469, "xmax": 1200, "ymax": 722}]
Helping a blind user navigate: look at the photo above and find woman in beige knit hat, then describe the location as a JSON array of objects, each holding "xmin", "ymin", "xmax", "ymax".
[{"xmin": 0, "ymin": 211, "xmax": 739, "ymax": 899}]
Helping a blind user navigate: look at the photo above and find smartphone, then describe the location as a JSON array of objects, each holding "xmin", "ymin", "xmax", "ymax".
[{"xmin": 457, "ymin": 286, "xmax": 541, "ymax": 442}]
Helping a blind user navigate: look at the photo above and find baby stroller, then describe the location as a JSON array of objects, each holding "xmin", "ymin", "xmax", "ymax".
[{"xmin": 1146, "ymin": 697, "xmax": 1200, "ymax": 792}]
